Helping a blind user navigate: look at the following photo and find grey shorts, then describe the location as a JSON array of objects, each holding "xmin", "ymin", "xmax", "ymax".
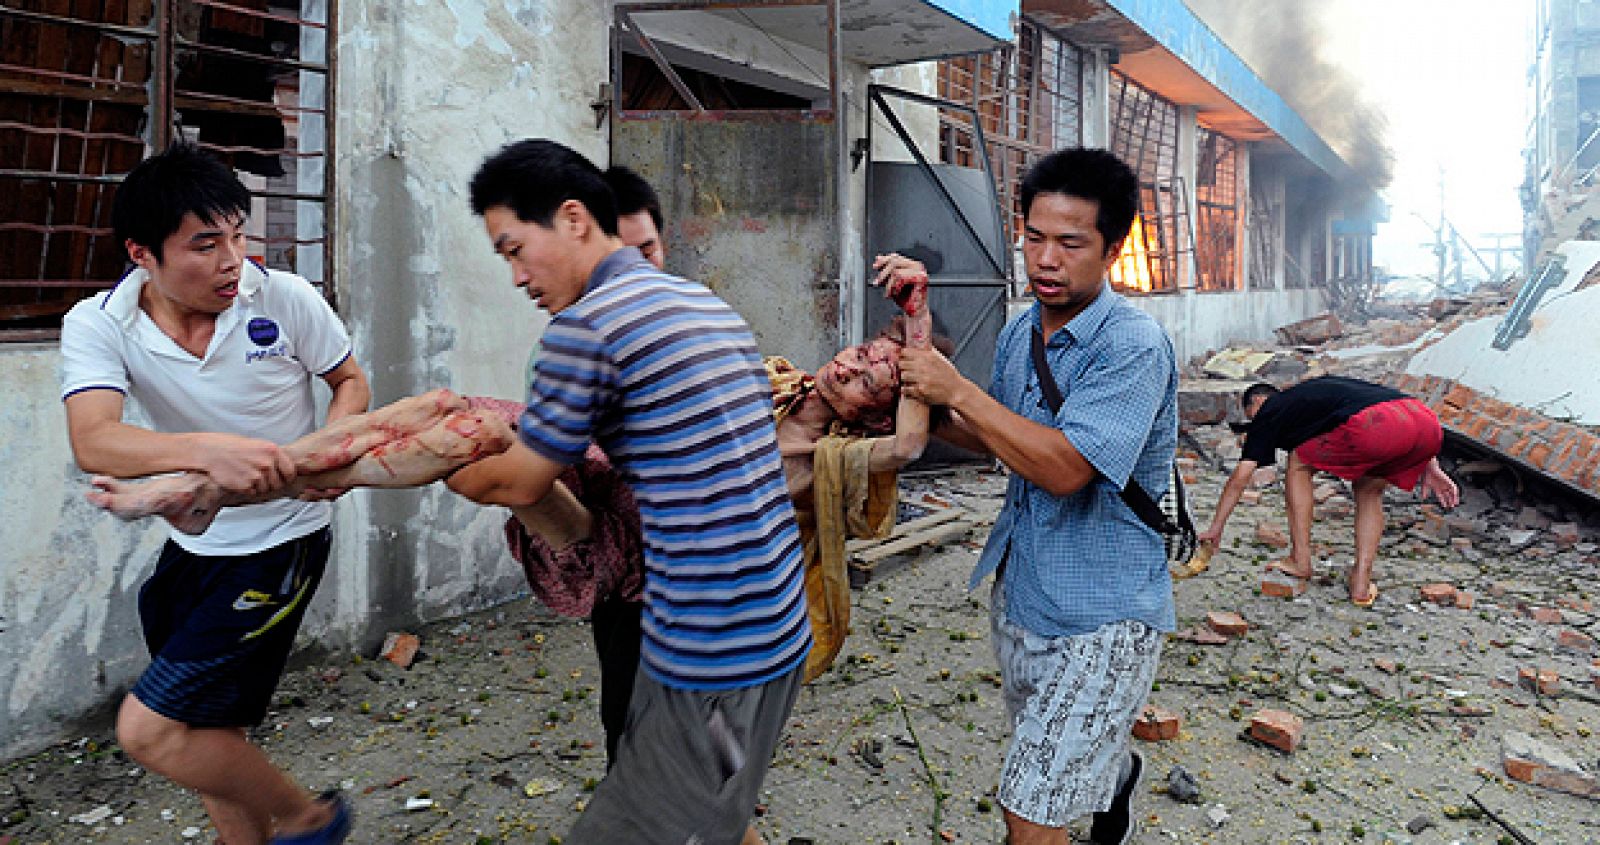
[
  {"xmin": 569, "ymin": 664, "xmax": 803, "ymax": 844},
  {"xmin": 991, "ymin": 587, "xmax": 1162, "ymax": 827}
]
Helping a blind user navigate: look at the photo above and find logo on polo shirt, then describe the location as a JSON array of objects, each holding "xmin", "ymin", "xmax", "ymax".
[{"xmin": 247, "ymin": 317, "xmax": 280, "ymax": 346}]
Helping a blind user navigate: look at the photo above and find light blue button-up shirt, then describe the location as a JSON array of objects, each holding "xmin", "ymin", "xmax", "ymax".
[{"xmin": 971, "ymin": 283, "xmax": 1179, "ymax": 638}]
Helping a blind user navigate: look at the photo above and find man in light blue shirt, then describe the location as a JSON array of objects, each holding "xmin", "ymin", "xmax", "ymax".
[{"xmin": 900, "ymin": 148, "xmax": 1177, "ymax": 845}]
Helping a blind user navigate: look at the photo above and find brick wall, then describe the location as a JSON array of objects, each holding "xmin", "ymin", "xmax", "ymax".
[{"xmin": 1389, "ymin": 373, "xmax": 1600, "ymax": 497}]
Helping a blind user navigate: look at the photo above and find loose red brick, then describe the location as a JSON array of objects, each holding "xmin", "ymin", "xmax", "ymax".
[
  {"xmin": 1454, "ymin": 591, "xmax": 1475, "ymax": 610},
  {"xmin": 1260, "ymin": 569, "xmax": 1307, "ymax": 599},
  {"xmin": 1443, "ymin": 384, "xmax": 1475, "ymax": 408},
  {"xmin": 1249, "ymin": 709, "xmax": 1304, "ymax": 753},
  {"xmin": 1131, "ymin": 705, "xmax": 1181, "ymax": 741},
  {"xmin": 1517, "ymin": 667, "xmax": 1561, "ymax": 696},
  {"xmin": 1502, "ymin": 731, "xmax": 1600, "ymax": 800},
  {"xmin": 1372, "ymin": 658, "xmax": 1398, "ymax": 674},
  {"xmin": 1551, "ymin": 522, "xmax": 1581, "ymax": 549},
  {"xmin": 1528, "ymin": 606, "xmax": 1564, "ymax": 625},
  {"xmin": 1556, "ymin": 629, "xmax": 1597, "ymax": 656},
  {"xmin": 1557, "ymin": 596, "xmax": 1594, "ymax": 612},
  {"xmin": 1253, "ymin": 522, "xmax": 1289, "ymax": 549},
  {"xmin": 379, "ymin": 632, "xmax": 421, "ymax": 668},
  {"xmin": 1419, "ymin": 583, "xmax": 1457, "ymax": 606},
  {"xmin": 1206, "ymin": 611, "xmax": 1249, "ymax": 637}
]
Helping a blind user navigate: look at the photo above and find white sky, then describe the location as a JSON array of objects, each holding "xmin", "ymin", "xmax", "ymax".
[{"xmin": 1328, "ymin": 0, "xmax": 1535, "ymax": 278}]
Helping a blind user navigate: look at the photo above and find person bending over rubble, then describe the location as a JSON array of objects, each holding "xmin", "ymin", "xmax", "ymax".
[{"xmin": 1198, "ymin": 375, "xmax": 1461, "ymax": 607}]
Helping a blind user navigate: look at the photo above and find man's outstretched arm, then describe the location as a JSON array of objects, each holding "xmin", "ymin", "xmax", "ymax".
[
  {"xmin": 446, "ymin": 441, "xmax": 592, "ymax": 549},
  {"xmin": 899, "ymin": 346, "xmax": 1096, "ymax": 496},
  {"xmin": 65, "ymin": 389, "xmax": 295, "ymax": 496}
]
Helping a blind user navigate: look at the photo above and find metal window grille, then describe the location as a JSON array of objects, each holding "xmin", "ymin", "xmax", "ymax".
[
  {"xmin": 1247, "ymin": 179, "xmax": 1279, "ymax": 290},
  {"xmin": 1107, "ymin": 71, "xmax": 1186, "ymax": 294},
  {"xmin": 1193, "ymin": 127, "xmax": 1240, "ymax": 291},
  {"xmin": 0, "ymin": 0, "xmax": 335, "ymax": 342},
  {"xmin": 937, "ymin": 18, "xmax": 1083, "ymax": 245}
]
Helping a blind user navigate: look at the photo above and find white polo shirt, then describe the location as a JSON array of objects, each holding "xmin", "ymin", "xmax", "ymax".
[{"xmin": 60, "ymin": 261, "xmax": 353, "ymax": 556}]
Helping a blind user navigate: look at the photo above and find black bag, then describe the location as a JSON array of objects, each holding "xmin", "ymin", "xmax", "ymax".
[{"xmin": 1029, "ymin": 329, "xmax": 1197, "ymax": 565}]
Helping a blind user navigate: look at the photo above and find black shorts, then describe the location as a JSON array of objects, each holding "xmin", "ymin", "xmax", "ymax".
[{"xmin": 128, "ymin": 527, "xmax": 331, "ymax": 728}]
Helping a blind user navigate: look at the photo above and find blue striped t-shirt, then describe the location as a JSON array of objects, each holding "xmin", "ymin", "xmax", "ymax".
[{"xmin": 518, "ymin": 247, "xmax": 811, "ymax": 691}]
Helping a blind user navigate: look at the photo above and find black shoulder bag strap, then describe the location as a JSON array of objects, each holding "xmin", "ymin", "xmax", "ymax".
[{"xmin": 1029, "ymin": 327, "xmax": 1179, "ymax": 537}]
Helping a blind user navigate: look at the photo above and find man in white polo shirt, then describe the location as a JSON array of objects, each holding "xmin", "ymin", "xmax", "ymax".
[{"xmin": 59, "ymin": 143, "xmax": 369, "ymax": 845}]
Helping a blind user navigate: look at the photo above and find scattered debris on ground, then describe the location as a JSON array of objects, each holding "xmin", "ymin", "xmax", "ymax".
[{"xmin": 5, "ymin": 302, "xmax": 1599, "ymax": 844}]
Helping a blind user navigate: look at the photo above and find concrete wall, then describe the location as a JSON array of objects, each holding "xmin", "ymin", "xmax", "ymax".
[
  {"xmin": 0, "ymin": 0, "xmax": 611, "ymax": 760},
  {"xmin": 1126, "ymin": 287, "xmax": 1327, "ymax": 365}
]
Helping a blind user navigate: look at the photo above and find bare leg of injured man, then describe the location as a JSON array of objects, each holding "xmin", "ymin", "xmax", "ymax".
[{"xmin": 86, "ymin": 390, "xmax": 592, "ymax": 547}]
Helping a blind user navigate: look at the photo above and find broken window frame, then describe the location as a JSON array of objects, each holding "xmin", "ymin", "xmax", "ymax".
[
  {"xmin": 1107, "ymin": 71, "xmax": 1188, "ymax": 295},
  {"xmin": 611, "ymin": 0, "xmax": 837, "ymax": 122},
  {"xmin": 936, "ymin": 17, "xmax": 1085, "ymax": 257},
  {"xmin": 0, "ymin": 0, "xmax": 337, "ymax": 343}
]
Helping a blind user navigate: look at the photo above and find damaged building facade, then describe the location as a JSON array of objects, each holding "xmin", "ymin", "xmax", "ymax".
[
  {"xmin": 1, "ymin": 0, "xmax": 1371, "ymax": 756},
  {"xmin": 1523, "ymin": 0, "xmax": 1600, "ymax": 263}
]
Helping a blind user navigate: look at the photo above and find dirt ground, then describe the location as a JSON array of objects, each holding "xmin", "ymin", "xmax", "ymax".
[{"xmin": 5, "ymin": 452, "xmax": 1600, "ymax": 844}]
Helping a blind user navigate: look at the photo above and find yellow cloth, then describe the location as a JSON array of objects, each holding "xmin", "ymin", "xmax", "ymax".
[{"xmin": 798, "ymin": 434, "xmax": 898, "ymax": 681}]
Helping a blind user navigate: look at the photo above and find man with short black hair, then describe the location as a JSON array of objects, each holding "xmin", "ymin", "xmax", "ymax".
[
  {"xmin": 60, "ymin": 142, "xmax": 368, "ymax": 845},
  {"xmin": 898, "ymin": 147, "xmax": 1177, "ymax": 845},
  {"xmin": 605, "ymin": 165, "xmax": 666, "ymax": 269},
  {"xmin": 1199, "ymin": 375, "xmax": 1460, "ymax": 606},
  {"xmin": 449, "ymin": 138, "xmax": 809, "ymax": 844}
]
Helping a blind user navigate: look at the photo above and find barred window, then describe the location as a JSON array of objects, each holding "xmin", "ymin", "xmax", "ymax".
[
  {"xmin": 937, "ymin": 17, "xmax": 1084, "ymax": 244},
  {"xmin": 0, "ymin": 0, "xmax": 334, "ymax": 341}
]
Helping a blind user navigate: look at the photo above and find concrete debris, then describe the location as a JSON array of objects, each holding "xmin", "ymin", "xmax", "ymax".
[
  {"xmin": 1260, "ymin": 569, "xmax": 1307, "ymax": 599},
  {"xmin": 1131, "ymin": 705, "xmax": 1180, "ymax": 742},
  {"xmin": 68, "ymin": 805, "xmax": 113, "ymax": 826},
  {"xmin": 1205, "ymin": 804, "xmax": 1230, "ymax": 828},
  {"xmin": 1252, "ymin": 522, "xmax": 1289, "ymax": 549},
  {"xmin": 1502, "ymin": 731, "xmax": 1600, "ymax": 800},
  {"xmin": 1201, "ymin": 348, "xmax": 1278, "ymax": 380},
  {"xmin": 379, "ymin": 632, "xmax": 421, "ymax": 669},
  {"xmin": 1274, "ymin": 312, "xmax": 1343, "ymax": 346},
  {"xmin": 1165, "ymin": 766, "xmax": 1202, "ymax": 804},
  {"xmin": 1204, "ymin": 611, "xmax": 1249, "ymax": 637},
  {"xmin": 1248, "ymin": 709, "xmax": 1304, "ymax": 754}
]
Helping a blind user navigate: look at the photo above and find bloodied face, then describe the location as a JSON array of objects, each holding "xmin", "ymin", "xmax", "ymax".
[{"xmin": 816, "ymin": 336, "xmax": 901, "ymax": 424}]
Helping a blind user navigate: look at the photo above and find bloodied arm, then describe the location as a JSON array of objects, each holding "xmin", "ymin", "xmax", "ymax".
[
  {"xmin": 867, "ymin": 253, "xmax": 932, "ymax": 471},
  {"xmin": 66, "ymin": 388, "xmax": 296, "ymax": 496}
]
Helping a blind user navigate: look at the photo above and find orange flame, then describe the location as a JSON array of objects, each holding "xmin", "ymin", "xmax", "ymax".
[{"xmin": 1109, "ymin": 215, "xmax": 1155, "ymax": 293}]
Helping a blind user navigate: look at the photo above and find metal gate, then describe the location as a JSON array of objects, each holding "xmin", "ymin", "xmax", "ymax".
[{"xmin": 863, "ymin": 84, "xmax": 1008, "ymax": 462}]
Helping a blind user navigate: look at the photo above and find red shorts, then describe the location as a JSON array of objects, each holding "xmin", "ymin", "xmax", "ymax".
[{"xmin": 1293, "ymin": 398, "xmax": 1442, "ymax": 491}]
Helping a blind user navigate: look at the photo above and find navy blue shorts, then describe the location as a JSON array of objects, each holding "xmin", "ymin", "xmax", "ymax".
[{"xmin": 129, "ymin": 527, "xmax": 330, "ymax": 728}]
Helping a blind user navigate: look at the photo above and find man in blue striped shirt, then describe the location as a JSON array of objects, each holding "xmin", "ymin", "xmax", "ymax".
[
  {"xmin": 899, "ymin": 148, "xmax": 1177, "ymax": 845},
  {"xmin": 448, "ymin": 139, "xmax": 809, "ymax": 844}
]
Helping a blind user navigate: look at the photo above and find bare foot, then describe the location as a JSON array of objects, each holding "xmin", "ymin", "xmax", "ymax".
[
  {"xmin": 1348, "ymin": 560, "xmax": 1377, "ymax": 606},
  {"xmin": 87, "ymin": 474, "xmax": 225, "ymax": 535},
  {"xmin": 1264, "ymin": 558, "xmax": 1312, "ymax": 580}
]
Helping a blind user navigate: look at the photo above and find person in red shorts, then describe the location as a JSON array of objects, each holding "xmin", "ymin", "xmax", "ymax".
[{"xmin": 1199, "ymin": 375, "xmax": 1460, "ymax": 607}]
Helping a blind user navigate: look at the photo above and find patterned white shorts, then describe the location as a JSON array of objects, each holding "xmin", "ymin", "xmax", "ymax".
[{"xmin": 990, "ymin": 587, "xmax": 1163, "ymax": 827}]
